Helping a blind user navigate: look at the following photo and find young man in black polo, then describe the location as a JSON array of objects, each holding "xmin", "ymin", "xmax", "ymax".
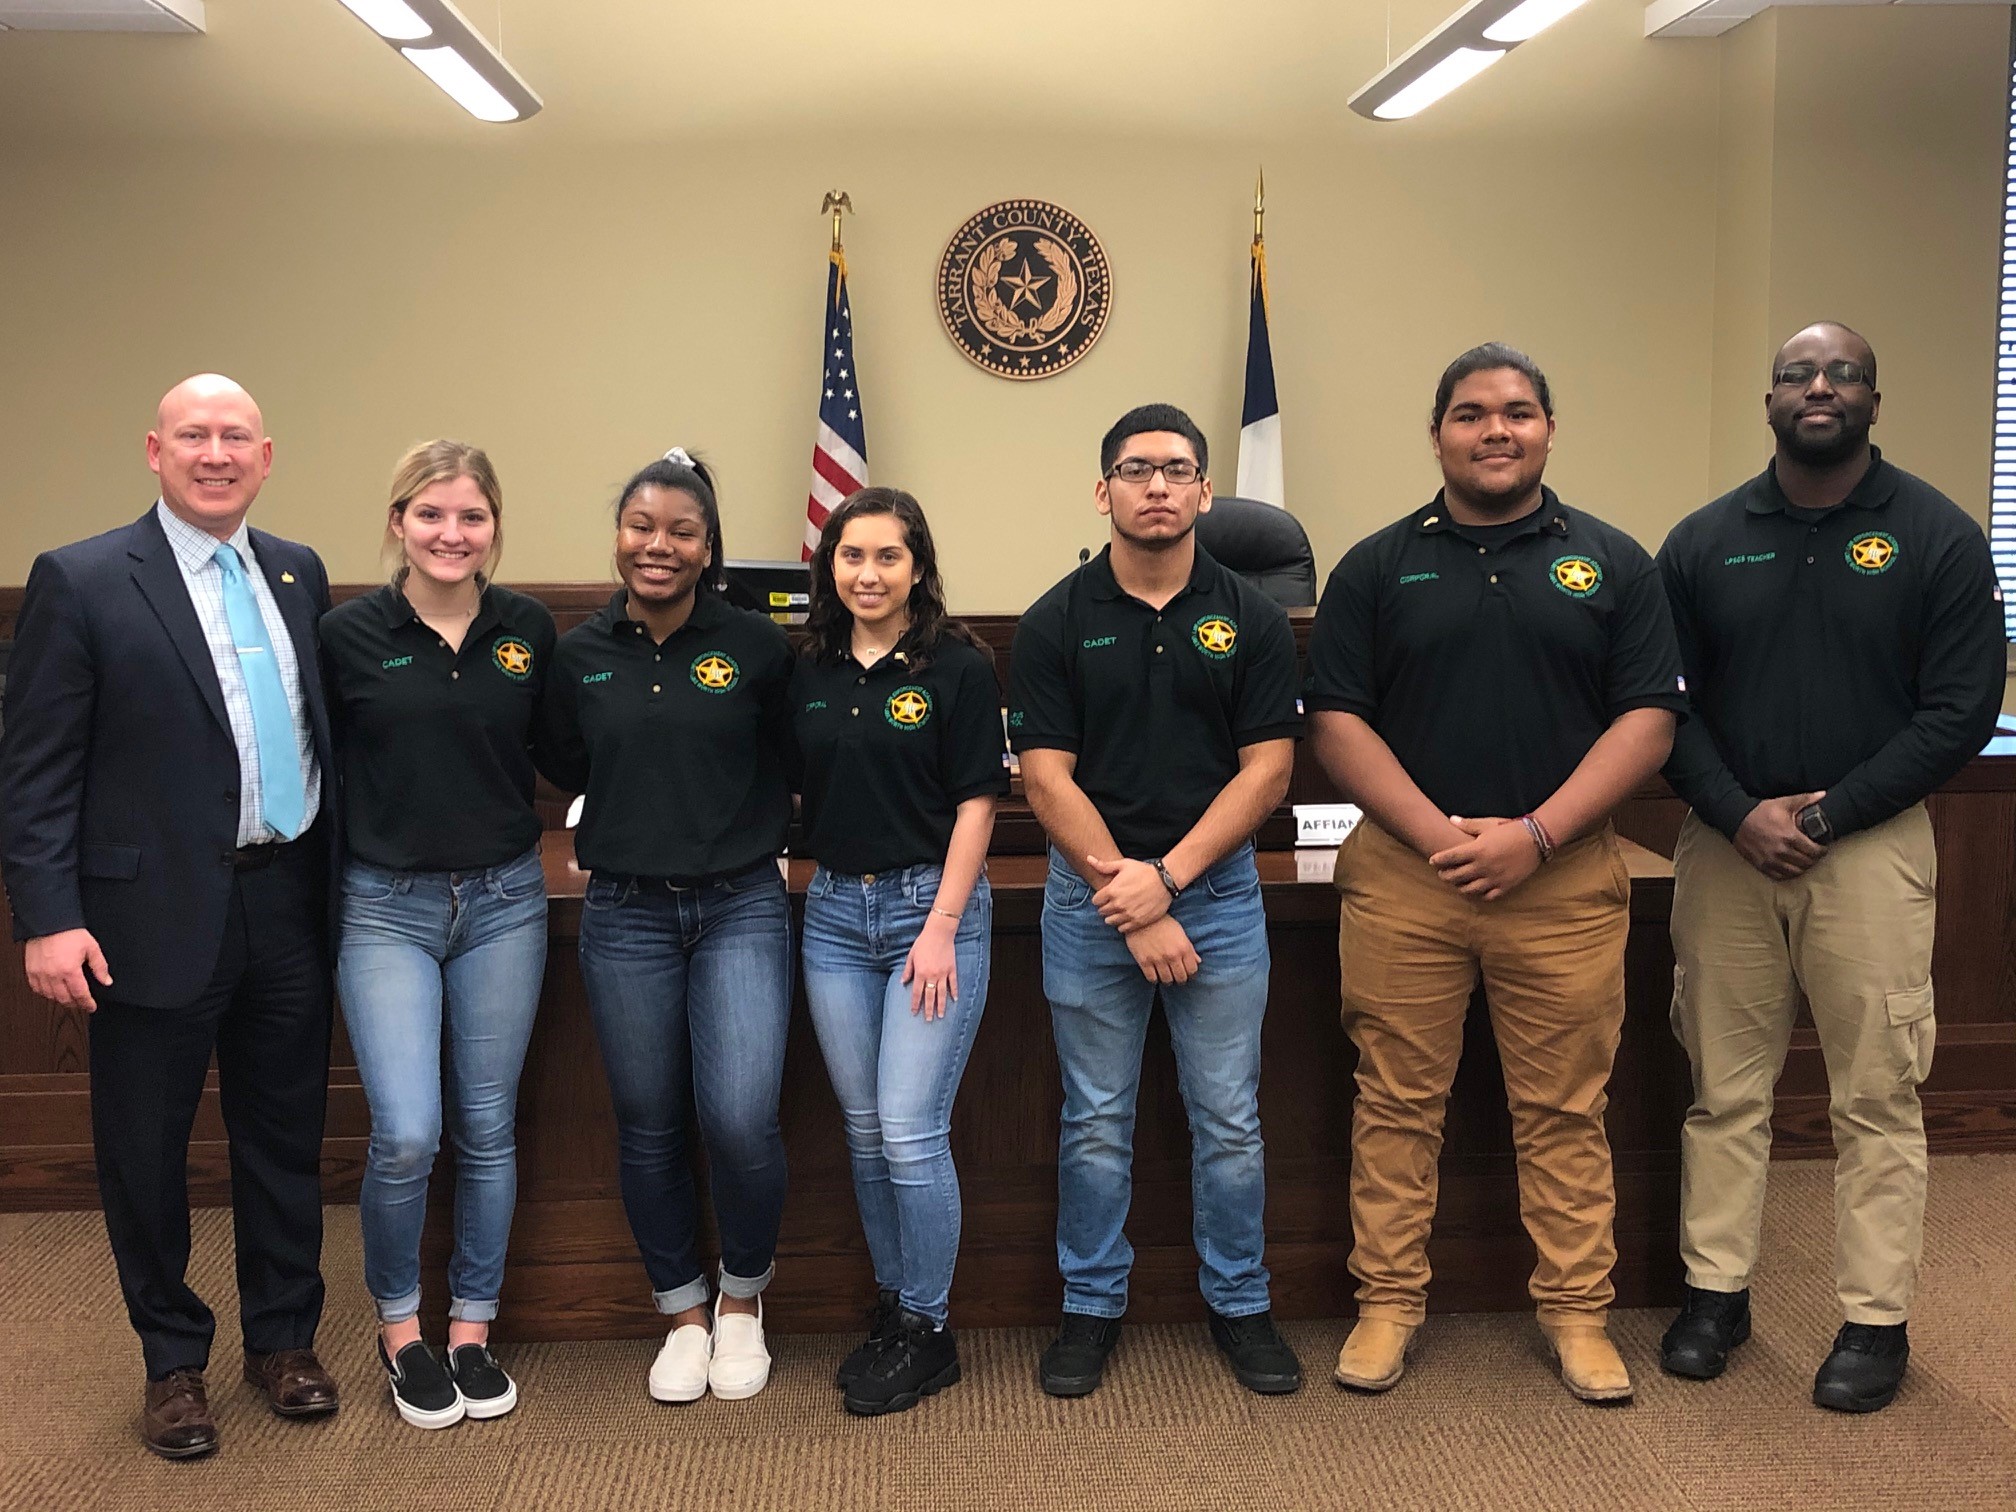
[
  {"xmin": 1656, "ymin": 322, "xmax": 2005, "ymax": 1413},
  {"xmin": 1009, "ymin": 403, "xmax": 1304, "ymax": 1398},
  {"xmin": 1306, "ymin": 344, "xmax": 1685, "ymax": 1404}
]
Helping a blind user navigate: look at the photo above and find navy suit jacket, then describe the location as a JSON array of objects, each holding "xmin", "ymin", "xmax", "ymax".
[{"xmin": 0, "ymin": 507, "xmax": 337, "ymax": 1008}]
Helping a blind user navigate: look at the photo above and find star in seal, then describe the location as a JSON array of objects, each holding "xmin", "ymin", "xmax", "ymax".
[
  {"xmin": 885, "ymin": 687, "xmax": 932, "ymax": 729},
  {"xmin": 1551, "ymin": 557, "xmax": 1602, "ymax": 598},
  {"xmin": 691, "ymin": 653, "xmax": 740, "ymax": 692},
  {"xmin": 491, "ymin": 637, "xmax": 534, "ymax": 681}
]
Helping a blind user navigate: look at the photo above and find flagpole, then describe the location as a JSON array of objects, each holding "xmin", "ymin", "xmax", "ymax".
[{"xmin": 822, "ymin": 189, "xmax": 853, "ymax": 259}]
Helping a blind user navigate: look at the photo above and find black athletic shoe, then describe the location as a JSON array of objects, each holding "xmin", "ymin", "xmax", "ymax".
[
  {"xmin": 1208, "ymin": 1309, "xmax": 1303, "ymax": 1395},
  {"xmin": 1813, "ymin": 1322, "xmax": 1909, "ymax": 1413},
  {"xmin": 835, "ymin": 1289, "xmax": 902, "ymax": 1391},
  {"xmin": 1039, "ymin": 1313, "xmax": 1123, "ymax": 1398},
  {"xmin": 447, "ymin": 1342, "xmax": 518, "ymax": 1420},
  {"xmin": 377, "ymin": 1336, "xmax": 464, "ymax": 1430},
  {"xmin": 1660, "ymin": 1286, "xmax": 1751, "ymax": 1380},
  {"xmin": 843, "ymin": 1309, "xmax": 961, "ymax": 1417}
]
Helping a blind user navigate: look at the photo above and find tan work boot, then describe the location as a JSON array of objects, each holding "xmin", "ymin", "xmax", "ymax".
[
  {"xmin": 1540, "ymin": 1321, "xmax": 1633, "ymax": 1404},
  {"xmin": 1333, "ymin": 1317, "xmax": 1415, "ymax": 1393}
]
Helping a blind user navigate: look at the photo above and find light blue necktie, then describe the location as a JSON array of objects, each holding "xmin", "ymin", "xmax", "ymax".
[{"xmin": 213, "ymin": 543, "xmax": 306, "ymax": 841}]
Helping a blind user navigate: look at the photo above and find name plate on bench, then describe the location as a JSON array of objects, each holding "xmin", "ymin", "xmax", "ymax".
[{"xmin": 1293, "ymin": 803, "xmax": 1362, "ymax": 848}]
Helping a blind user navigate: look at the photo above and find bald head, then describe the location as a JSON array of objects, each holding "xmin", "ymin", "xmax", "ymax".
[
  {"xmin": 1772, "ymin": 323, "xmax": 1876, "ymax": 388},
  {"xmin": 157, "ymin": 373, "xmax": 264, "ymax": 437},
  {"xmin": 147, "ymin": 373, "xmax": 273, "ymax": 539}
]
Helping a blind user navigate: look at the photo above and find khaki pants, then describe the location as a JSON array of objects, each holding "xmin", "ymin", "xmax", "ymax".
[
  {"xmin": 1335, "ymin": 819, "xmax": 1631, "ymax": 1327},
  {"xmin": 1670, "ymin": 805, "xmax": 1937, "ymax": 1324}
]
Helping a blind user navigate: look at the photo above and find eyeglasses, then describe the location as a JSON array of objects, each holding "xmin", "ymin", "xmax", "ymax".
[
  {"xmin": 1773, "ymin": 359, "xmax": 1872, "ymax": 389},
  {"xmin": 1106, "ymin": 458, "xmax": 1202, "ymax": 485}
]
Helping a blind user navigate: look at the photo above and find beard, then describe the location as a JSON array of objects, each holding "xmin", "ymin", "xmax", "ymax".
[{"xmin": 1772, "ymin": 408, "xmax": 1871, "ymax": 466}]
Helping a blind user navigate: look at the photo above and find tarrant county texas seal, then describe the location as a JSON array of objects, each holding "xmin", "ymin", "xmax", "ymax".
[{"xmin": 937, "ymin": 200, "xmax": 1112, "ymax": 381}]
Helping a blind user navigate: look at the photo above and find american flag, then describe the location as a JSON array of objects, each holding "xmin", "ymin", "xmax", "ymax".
[{"xmin": 804, "ymin": 248, "xmax": 869, "ymax": 557}]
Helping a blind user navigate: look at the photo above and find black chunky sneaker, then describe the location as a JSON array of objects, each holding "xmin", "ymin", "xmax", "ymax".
[
  {"xmin": 843, "ymin": 1309, "xmax": 960, "ymax": 1417},
  {"xmin": 1813, "ymin": 1322, "xmax": 1909, "ymax": 1413},
  {"xmin": 1660, "ymin": 1286, "xmax": 1751, "ymax": 1380},
  {"xmin": 378, "ymin": 1336, "xmax": 464, "ymax": 1430},
  {"xmin": 1208, "ymin": 1309, "xmax": 1303, "ymax": 1395},
  {"xmin": 447, "ymin": 1342, "xmax": 518, "ymax": 1420},
  {"xmin": 1039, "ymin": 1313, "xmax": 1123, "ymax": 1398},
  {"xmin": 835, "ymin": 1289, "xmax": 902, "ymax": 1391}
]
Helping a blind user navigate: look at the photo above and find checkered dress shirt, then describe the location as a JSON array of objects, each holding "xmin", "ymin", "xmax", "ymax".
[{"xmin": 155, "ymin": 501, "xmax": 322, "ymax": 846}]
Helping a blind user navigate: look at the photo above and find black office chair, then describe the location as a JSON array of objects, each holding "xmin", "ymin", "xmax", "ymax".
[{"xmin": 1194, "ymin": 496, "xmax": 1318, "ymax": 609}]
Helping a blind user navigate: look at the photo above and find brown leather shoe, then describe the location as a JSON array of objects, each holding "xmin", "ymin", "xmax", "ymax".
[
  {"xmin": 1334, "ymin": 1317, "xmax": 1416, "ymax": 1392},
  {"xmin": 1540, "ymin": 1322, "xmax": 1634, "ymax": 1404},
  {"xmin": 142, "ymin": 1369, "xmax": 219, "ymax": 1459},
  {"xmin": 243, "ymin": 1348, "xmax": 340, "ymax": 1417}
]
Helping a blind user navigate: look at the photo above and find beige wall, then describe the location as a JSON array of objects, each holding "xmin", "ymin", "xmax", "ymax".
[{"xmin": 0, "ymin": 4, "xmax": 2005, "ymax": 615}]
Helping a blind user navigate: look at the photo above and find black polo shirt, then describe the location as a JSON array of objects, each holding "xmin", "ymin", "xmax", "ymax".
[
  {"xmin": 319, "ymin": 583, "xmax": 556, "ymax": 872},
  {"xmin": 1306, "ymin": 488, "xmax": 1687, "ymax": 820},
  {"xmin": 544, "ymin": 588, "xmax": 794, "ymax": 881},
  {"xmin": 793, "ymin": 635, "xmax": 1009, "ymax": 875},
  {"xmin": 1658, "ymin": 449, "xmax": 2005, "ymax": 840},
  {"xmin": 1008, "ymin": 544, "xmax": 1302, "ymax": 859}
]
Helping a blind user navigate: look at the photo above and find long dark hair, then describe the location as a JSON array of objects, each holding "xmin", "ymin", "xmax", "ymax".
[
  {"xmin": 612, "ymin": 451, "xmax": 727, "ymax": 595},
  {"xmin": 803, "ymin": 487, "xmax": 986, "ymax": 670}
]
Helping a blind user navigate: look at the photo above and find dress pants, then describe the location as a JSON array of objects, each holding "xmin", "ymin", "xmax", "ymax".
[
  {"xmin": 88, "ymin": 835, "xmax": 332, "ymax": 1380},
  {"xmin": 1670, "ymin": 805, "xmax": 1937, "ymax": 1324},
  {"xmin": 1335, "ymin": 819, "xmax": 1630, "ymax": 1327}
]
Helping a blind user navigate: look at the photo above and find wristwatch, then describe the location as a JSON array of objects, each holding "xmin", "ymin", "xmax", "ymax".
[
  {"xmin": 1151, "ymin": 859, "xmax": 1184, "ymax": 900},
  {"xmin": 1795, "ymin": 803, "xmax": 1834, "ymax": 845}
]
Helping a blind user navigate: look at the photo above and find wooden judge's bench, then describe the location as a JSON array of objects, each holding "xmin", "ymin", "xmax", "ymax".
[{"xmin": 3, "ymin": 589, "xmax": 2013, "ymax": 1341}]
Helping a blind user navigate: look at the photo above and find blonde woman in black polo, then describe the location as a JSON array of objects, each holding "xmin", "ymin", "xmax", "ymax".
[{"xmin": 320, "ymin": 440, "xmax": 556, "ymax": 1428}]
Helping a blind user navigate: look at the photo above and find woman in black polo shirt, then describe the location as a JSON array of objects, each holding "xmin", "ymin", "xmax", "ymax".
[
  {"xmin": 541, "ymin": 451, "xmax": 795, "ymax": 1405},
  {"xmin": 794, "ymin": 487, "xmax": 1007, "ymax": 1416},
  {"xmin": 320, "ymin": 439, "xmax": 556, "ymax": 1429}
]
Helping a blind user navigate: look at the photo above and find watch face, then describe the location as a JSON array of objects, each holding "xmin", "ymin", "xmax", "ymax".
[{"xmin": 1798, "ymin": 807, "xmax": 1830, "ymax": 842}]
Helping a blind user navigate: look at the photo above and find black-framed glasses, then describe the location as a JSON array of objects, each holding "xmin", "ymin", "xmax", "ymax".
[
  {"xmin": 1106, "ymin": 458, "xmax": 1202, "ymax": 485},
  {"xmin": 1773, "ymin": 359, "xmax": 1872, "ymax": 389}
]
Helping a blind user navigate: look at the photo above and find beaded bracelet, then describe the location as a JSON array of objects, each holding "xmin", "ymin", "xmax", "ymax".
[{"xmin": 1519, "ymin": 813, "xmax": 1557, "ymax": 864}]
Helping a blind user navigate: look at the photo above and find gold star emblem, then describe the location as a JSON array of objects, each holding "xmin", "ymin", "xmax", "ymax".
[
  {"xmin": 887, "ymin": 689, "xmax": 931, "ymax": 727},
  {"xmin": 998, "ymin": 258, "xmax": 1051, "ymax": 312},
  {"xmin": 1554, "ymin": 558, "xmax": 1600, "ymax": 595},
  {"xmin": 1195, "ymin": 618, "xmax": 1237, "ymax": 656},
  {"xmin": 1850, "ymin": 535, "xmax": 1894, "ymax": 571},
  {"xmin": 494, "ymin": 641, "xmax": 532, "ymax": 677},
  {"xmin": 692, "ymin": 654, "xmax": 737, "ymax": 691}
]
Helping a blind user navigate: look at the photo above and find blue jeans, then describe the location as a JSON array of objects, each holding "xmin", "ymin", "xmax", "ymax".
[
  {"xmin": 1041, "ymin": 843, "xmax": 1272, "ymax": 1319},
  {"xmin": 802, "ymin": 865, "xmax": 992, "ymax": 1326},
  {"xmin": 336, "ymin": 845, "xmax": 548, "ymax": 1324},
  {"xmin": 577, "ymin": 860, "xmax": 792, "ymax": 1313}
]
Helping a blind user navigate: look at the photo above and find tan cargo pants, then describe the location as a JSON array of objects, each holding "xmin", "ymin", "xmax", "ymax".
[
  {"xmin": 1670, "ymin": 804, "xmax": 1937, "ymax": 1324},
  {"xmin": 1336, "ymin": 819, "xmax": 1631, "ymax": 1327}
]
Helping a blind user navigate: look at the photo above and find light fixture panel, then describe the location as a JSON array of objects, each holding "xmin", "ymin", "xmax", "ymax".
[{"xmin": 333, "ymin": 0, "xmax": 541, "ymax": 123}]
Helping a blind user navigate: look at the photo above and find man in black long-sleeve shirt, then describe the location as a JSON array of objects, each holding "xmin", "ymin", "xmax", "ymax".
[{"xmin": 1655, "ymin": 322, "xmax": 2005, "ymax": 1415}]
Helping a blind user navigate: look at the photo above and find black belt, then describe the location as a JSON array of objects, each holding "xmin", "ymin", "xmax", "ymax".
[{"xmin": 227, "ymin": 839, "xmax": 298, "ymax": 871}]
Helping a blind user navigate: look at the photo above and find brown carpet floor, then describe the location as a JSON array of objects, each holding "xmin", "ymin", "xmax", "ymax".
[{"xmin": 3, "ymin": 1155, "xmax": 2013, "ymax": 1512}]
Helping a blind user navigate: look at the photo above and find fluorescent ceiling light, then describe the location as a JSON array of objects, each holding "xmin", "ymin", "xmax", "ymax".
[
  {"xmin": 1350, "ymin": 0, "xmax": 1591, "ymax": 122},
  {"xmin": 336, "ymin": 0, "xmax": 428, "ymax": 41},
  {"xmin": 1482, "ymin": 0, "xmax": 1593, "ymax": 44},
  {"xmin": 1374, "ymin": 47, "xmax": 1505, "ymax": 120},
  {"xmin": 334, "ymin": 0, "xmax": 541, "ymax": 123},
  {"xmin": 401, "ymin": 44, "xmax": 515, "ymax": 122}
]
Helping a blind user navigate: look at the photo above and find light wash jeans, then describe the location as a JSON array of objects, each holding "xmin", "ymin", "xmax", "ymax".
[
  {"xmin": 802, "ymin": 864, "xmax": 992, "ymax": 1326},
  {"xmin": 337, "ymin": 845, "xmax": 547, "ymax": 1324},
  {"xmin": 1040, "ymin": 843, "xmax": 1272, "ymax": 1319},
  {"xmin": 576, "ymin": 860, "xmax": 792, "ymax": 1313}
]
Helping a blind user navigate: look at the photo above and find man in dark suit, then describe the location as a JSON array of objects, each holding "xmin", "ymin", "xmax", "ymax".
[{"xmin": 0, "ymin": 374, "xmax": 341, "ymax": 1457}]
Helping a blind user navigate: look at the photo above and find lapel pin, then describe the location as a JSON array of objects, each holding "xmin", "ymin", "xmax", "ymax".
[{"xmin": 280, "ymin": 571, "xmax": 295, "ymax": 584}]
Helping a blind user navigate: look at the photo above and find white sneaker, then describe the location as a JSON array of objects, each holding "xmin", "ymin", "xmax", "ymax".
[
  {"xmin": 648, "ymin": 1322, "xmax": 712, "ymax": 1403},
  {"xmin": 707, "ymin": 1296, "xmax": 771, "ymax": 1400}
]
